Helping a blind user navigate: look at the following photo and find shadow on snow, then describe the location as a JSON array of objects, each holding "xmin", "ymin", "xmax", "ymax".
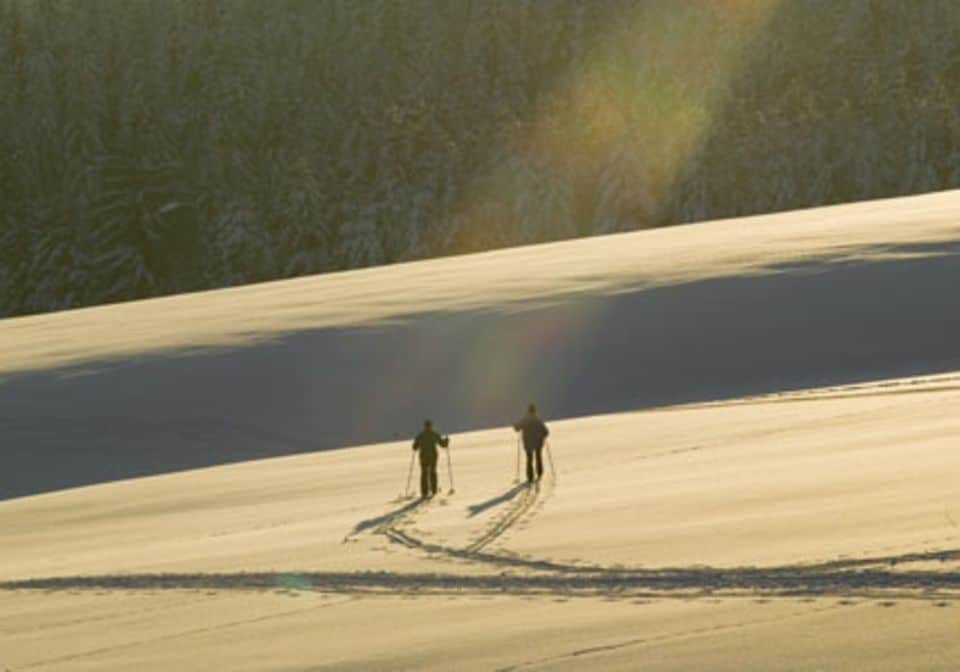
[
  {"xmin": 467, "ymin": 483, "xmax": 529, "ymax": 518},
  {"xmin": 3, "ymin": 240, "xmax": 960, "ymax": 499}
]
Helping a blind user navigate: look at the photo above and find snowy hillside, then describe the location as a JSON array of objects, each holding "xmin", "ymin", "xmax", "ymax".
[
  {"xmin": 3, "ymin": 191, "xmax": 960, "ymax": 670},
  {"xmin": 2, "ymin": 190, "xmax": 960, "ymax": 499}
]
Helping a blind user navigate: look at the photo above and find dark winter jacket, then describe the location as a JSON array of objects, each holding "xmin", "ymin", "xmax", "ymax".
[
  {"xmin": 514, "ymin": 414, "xmax": 549, "ymax": 450},
  {"xmin": 412, "ymin": 429, "xmax": 449, "ymax": 457}
]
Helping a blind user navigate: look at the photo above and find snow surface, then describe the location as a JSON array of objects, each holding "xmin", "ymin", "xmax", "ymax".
[
  {"xmin": 3, "ymin": 190, "xmax": 960, "ymax": 499},
  {"xmin": 3, "ymin": 190, "xmax": 960, "ymax": 669}
]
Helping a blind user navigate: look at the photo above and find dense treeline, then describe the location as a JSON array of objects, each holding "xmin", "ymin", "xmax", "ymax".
[{"xmin": 2, "ymin": 0, "xmax": 960, "ymax": 317}]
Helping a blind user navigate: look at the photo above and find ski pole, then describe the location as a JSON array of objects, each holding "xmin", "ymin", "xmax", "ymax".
[
  {"xmin": 545, "ymin": 439, "xmax": 557, "ymax": 480},
  {"xmin": 403, "ymin": 450, "xmax": 416, "ymax": 498},
  {"xmin": 446, "ymin": 440, "xmax": 455, "ymax": 495},
  {"xmin": 515, "ymin": 434, "xmax": 522, "ymax": 483}
]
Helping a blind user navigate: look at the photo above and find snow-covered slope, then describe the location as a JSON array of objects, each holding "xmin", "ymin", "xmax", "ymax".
[
  {"xmin": 3, "ymin": 190, "xmax": 960, "ymax": 499},
  {"xmin": 4, "ymin": 374, "xmax": 960, "ymax": 670},
  {"xmin": 3, "ymin": 191, "xmax": 960, "ymax": 670}
]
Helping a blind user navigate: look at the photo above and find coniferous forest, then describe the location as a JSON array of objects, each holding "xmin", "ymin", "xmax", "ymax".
[{"xmin": 3, "ymin": 0, "xmax": 960, "ymax": 317}]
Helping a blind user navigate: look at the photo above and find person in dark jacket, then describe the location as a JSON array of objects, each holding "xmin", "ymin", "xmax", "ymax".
[
  {"xmin": 513, "ymin": 403, "xmax": 549, "ymax": 483},
  {"xmin": 412, "ymin": 419, "xmax": 450, "ymax": 498}
]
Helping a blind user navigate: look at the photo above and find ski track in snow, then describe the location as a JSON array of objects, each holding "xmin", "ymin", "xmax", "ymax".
[
  {"xmin": 9, "ymin": 468, "xmax": 960, "ymax": 602},
  {"xmin": 11, "ymin": 598, "xmax": 354, "ymax": 670},
  {"xmin": 372, "ymin": 473, "xmax": 554, "ymax": 570},
  {"xmin": 492, "ymin": 601, "xmax": 853, "ymax": 672},
  {"xmin": 5, "ymin": 550, "xmax": 960, "ymax": 600},
  {"xmin": 465, "ymin": 479, "xmax": 549, "ymax": 554}
]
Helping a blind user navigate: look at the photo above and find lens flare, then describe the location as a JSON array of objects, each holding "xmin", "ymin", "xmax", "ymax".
[{"xmin": 445, "ymin": 0, "xmax": 785, "ymax": 422}]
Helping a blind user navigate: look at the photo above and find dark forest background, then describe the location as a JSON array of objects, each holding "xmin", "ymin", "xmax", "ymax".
[{"xmin": 3, "ymin": 0, "xmax": 960, "ymax": 318}]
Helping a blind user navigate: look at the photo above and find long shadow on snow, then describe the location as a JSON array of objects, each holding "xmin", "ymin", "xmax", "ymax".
[
  {"xmin": 3, "ymin": 242, "xmax": 960, "ymax": 499},
  {"xmin": 350, "ymin": 498, "xmax": 424, "ymax": 536},
  {"xmin": 467, "ymin": 484, "xmax": 528, "ymax": 518}
]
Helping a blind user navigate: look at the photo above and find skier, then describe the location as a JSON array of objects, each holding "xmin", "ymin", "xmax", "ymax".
[
  {"xmin": 412, "ymin": 419, "xmax": 450, "ymax": 498},
  {"xmin": 513, "ymin": 403, "xmax": 549, "ymax": 484}
]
